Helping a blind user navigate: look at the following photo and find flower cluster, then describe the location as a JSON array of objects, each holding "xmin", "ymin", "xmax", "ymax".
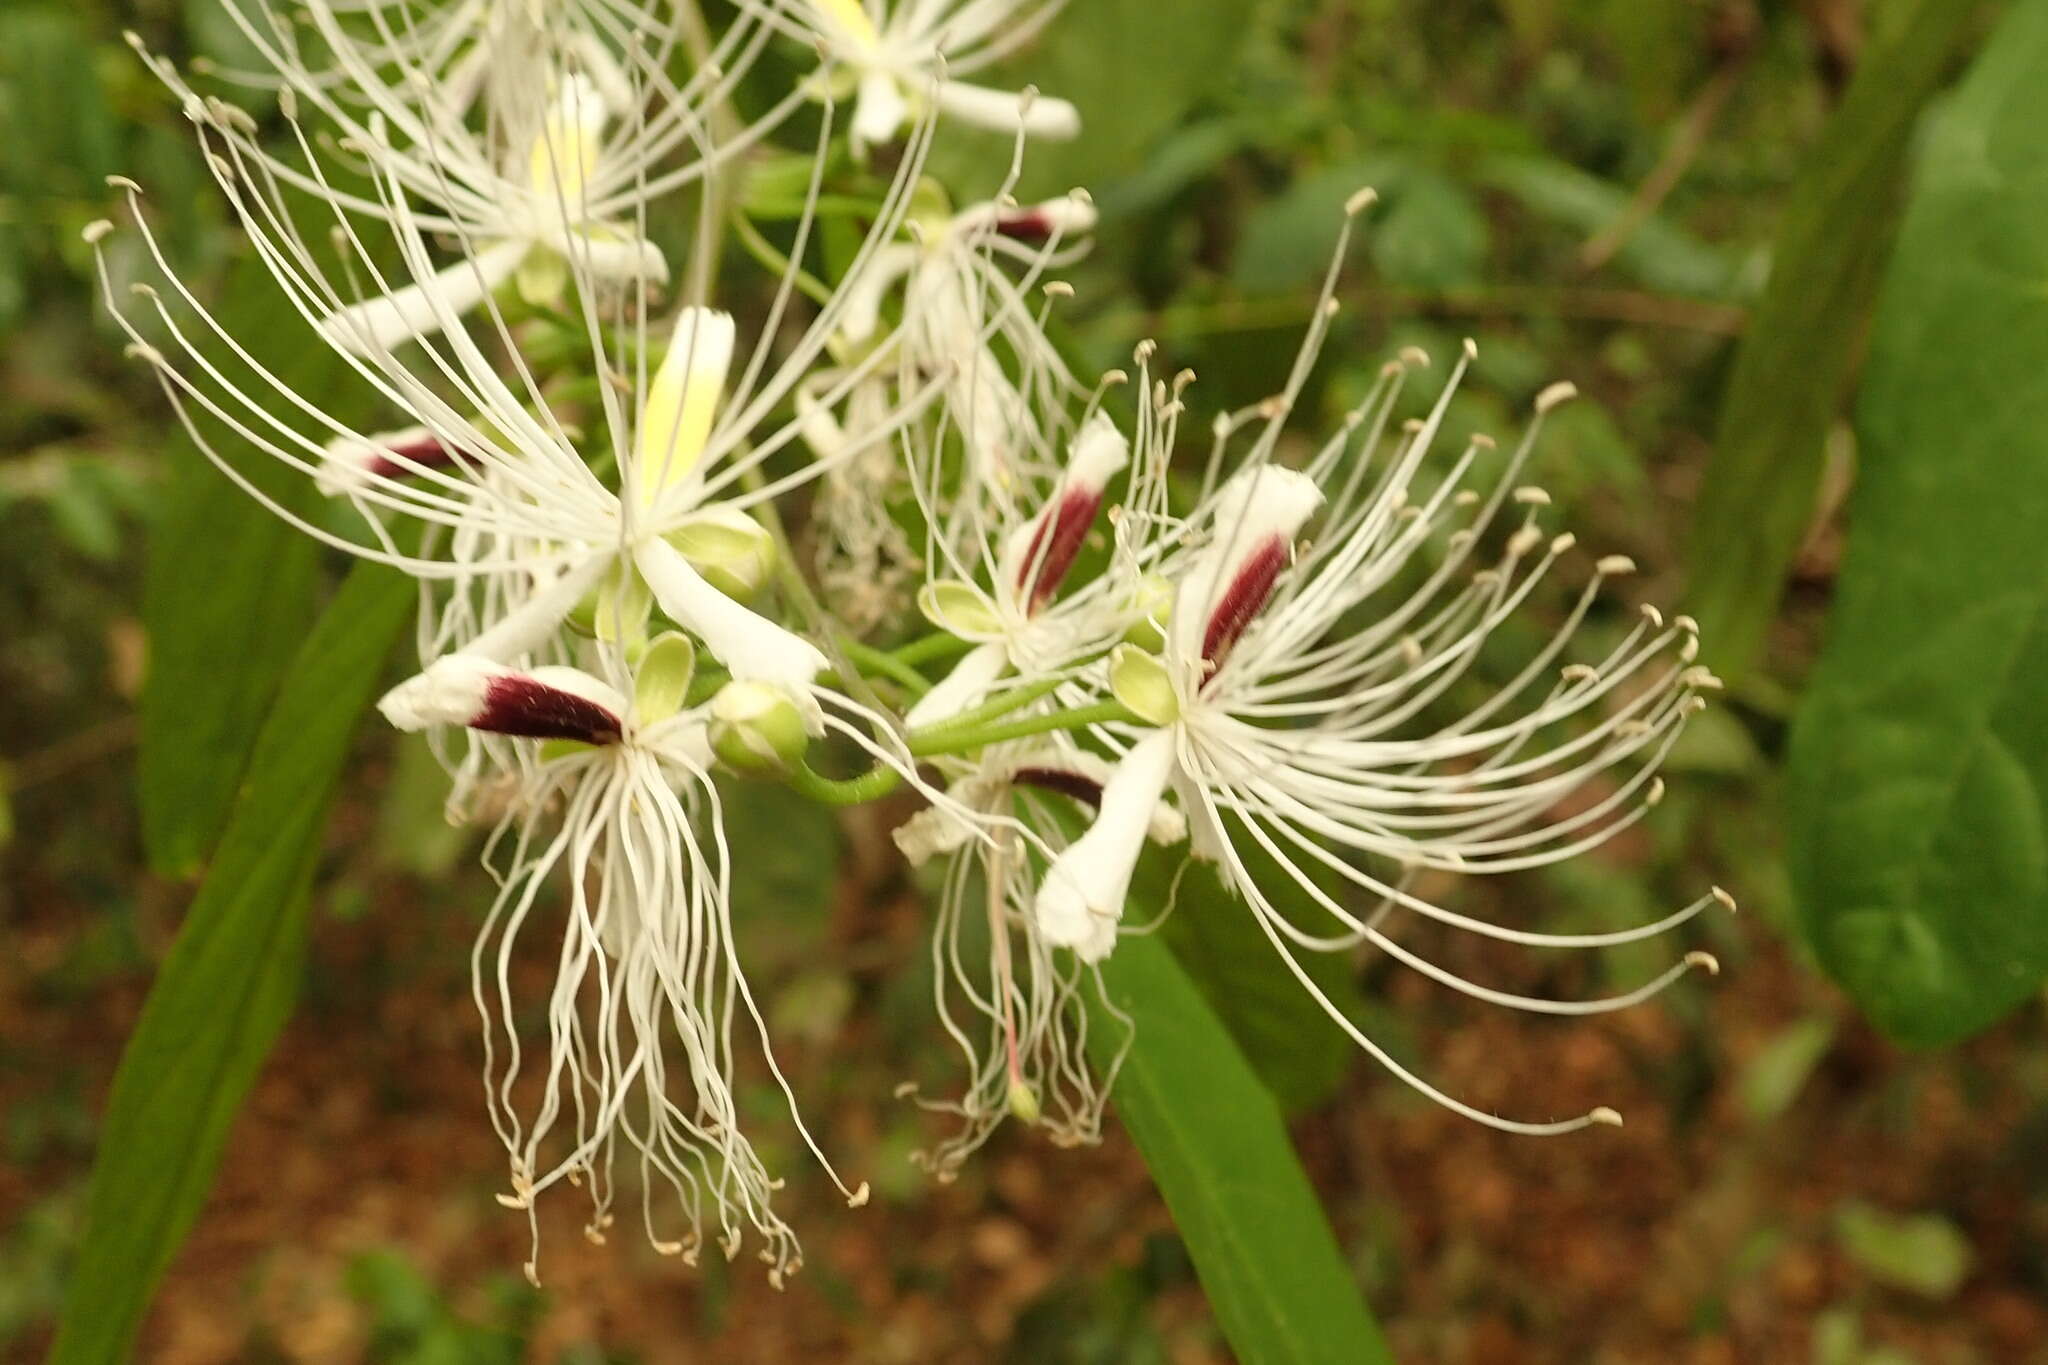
[{"xmin": 91, "ymin": 0, "xmax": 1730, "ymax": 1282}]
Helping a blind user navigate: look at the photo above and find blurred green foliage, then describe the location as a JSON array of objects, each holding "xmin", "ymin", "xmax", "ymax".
[
  {"xmin": 6, "ymin": 0, "xmax": 2048, "ymax": 1360},
  {"xmin": 1788, "ymin": 0, "xmax": 2048, "ymax": 1047}
]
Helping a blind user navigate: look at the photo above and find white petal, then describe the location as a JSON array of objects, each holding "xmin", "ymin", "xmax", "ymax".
[
  {"xmin": 1033, "ymin": 730, "xmax": 1177, "ymax": 961},
  {"xmin": 852, "ymin": 69, "xmax": 909, "ymax": 154},
  {"xmin": 835, "ymin": 243, "xmax": 919, "ymax": 345},
  {"xmin": 463, "ymin": 554, "xmax": 613, "ymax": 663},
  {"xmin": 317, "ymin": 238, "xmax": 530, "ymax": 355},
  {"xmin": 379, "ymin": 654, "xmax": 498, "ymax": 732},
  {"xmin": 904, "ymin": 640, "xmax": 1010, "ymax": 729},
  {"xmin": 544, "ymin": 228, "xmax": 671, "ymax": 283},
  {"xmin": 1068, "ymin": 410, "xmax": 1130, "ymax": 485},
  {"xmin": 933, "ymin": 79, "xmax": 1080, "ymax": 139},
  {"xmin": 1171, "ymin": 465, "xmax": 1323, "ymax": 666},
  {"xmin": 634, "ymin": 536, "xmax": 828, "ymax": 689},
  {"xmin": 376, "ymin": 656, "xmax": 624, "ymax": 734},
  {"xmin": 633, "ymin": 307, "xmax": 735, "ymax": 506}
]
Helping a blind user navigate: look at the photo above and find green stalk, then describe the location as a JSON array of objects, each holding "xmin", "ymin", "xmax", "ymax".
[
  {"xmin": 787, "ymin": 759, "xmax": 903, "ymax": 806},
  {"xmin": 908, "ymin": 701, "xmax": 1140, "ymax": 757},
  {"xmin": 909, "ymin": 675, "xmax": 1064, "ymax": 740},
  {"xmin": 779, "ymin": 699, "xmax": 1144, "ymax": 805},
  {"xmin": 889, "ymin": 632, "xmax": 977, "ymax": 667},
  {"xmin": 836, "ymin": 638, "xmax": 933, "ymax": 696},
  {"xmin": 730, "ymin": 211, "xmax": 835, "ymax": 308}
]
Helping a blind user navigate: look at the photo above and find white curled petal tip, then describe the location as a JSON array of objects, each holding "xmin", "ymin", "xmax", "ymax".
[
  {"xmin": 932, "ymin": 79, "xmax": 1079, "ymax": 140},
  {"xmin": 851, "ymin": 69, "xmax": 909, "ymax": 153},
  {"xmin": 634, "ymin": 537, "xmax": 828, "ymax": 691},
  {"xmin": 890, "ymin": 804, "xmax": 979, "ymax": 866},
  {"xmin": 317, "ymin": 239, "xmax": 530, "ymax": 355},
  {"xmin": 378, "ymin": 655, "xmax": 499, "ymax": 733},
  {"xmin": 562, "ymin": 230, "xmax": 670, "ymax": 284},
  {"xmin": 1068, "ymin": 410, "xmax": 1130, "ymax": 484},
  {"xmin": 1146, "ymin": 798, "xmax": 1187, "ymax": 846},
  {"xmin": 1033, "ymin": 866, "xmax": 1111, "ymax": 957}
]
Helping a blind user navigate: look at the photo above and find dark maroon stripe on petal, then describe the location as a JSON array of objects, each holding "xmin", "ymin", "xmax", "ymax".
[
  {"xmin": 1201, "ymin": 537, "xmax": 1289, "ymax": 672},
  {"xmin": 1011, "ymin": 766, "xmax": 1105, "ymax": 807},
  {"xmin": 994, "ymin": 208, "xmax": 1055, "ymax": 241},
  {"xmin": 364, "ymin": 432, "xmax": 470, "ymax": 481},
  {"xmin": 1016, "ymin": 487, "xmax": 1104, "ymax": 613},
  {"xmin": 475, "ymin": 676, "xmax": 623, "ymax": 745}
]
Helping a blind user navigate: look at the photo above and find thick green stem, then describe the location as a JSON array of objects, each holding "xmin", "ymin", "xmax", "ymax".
[
  {"xmin": 780, "ymin": 699, "xmax": 1143, "ymax": 805},
  {"xmin": 908, "ymin": 701, "xmax": 1140, "ymax": 757},
  {"xmin": 890, "ymin": 633, "xmax": 977, "ymax": 667},
  {"xmin": 837, "ymin": 638, "xmax": 932, "ymax": 696},
  {"xmin": 910, "ymin": 676, "xmax": 1064, "ymax": 740},
  {"xmin": 787, "ymin": 759, "xmax": 903, "ymax": 805}
]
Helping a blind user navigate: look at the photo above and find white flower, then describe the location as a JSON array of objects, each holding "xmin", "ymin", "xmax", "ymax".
[
  {"xmin": 384, "ymin": 644, "xmax": 867, "ymax": 1283},
  {"xmin": 803, "ymin": 191, "xmax": 1095, "ymax": 524},
  {"xmin": 1033, "ymin": 199, "xmax": 1730, "ymax": 1135},
  {"xmin": 86, "ymin": 98, "xmax": 948, "ymax": 700},
  {"xmin": 779, "ymin": 0, "xmax": 1080, "ymax": 154},
  {"xmin": 905, "ymin": 410, "xmax": 1140, "ymax": 727},
  {"xmin": 124, "ymin": 0, "xmax": 809, "ymax": 352},
  {"xmin": 891, "ymin": 740, "xmax": 1182, "ymax": 1174}
]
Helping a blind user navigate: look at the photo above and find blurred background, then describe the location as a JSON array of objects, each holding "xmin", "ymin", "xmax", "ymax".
[{"xmin": 4, "ymin": 0, "xmax": 2044, "ymax": 1361}]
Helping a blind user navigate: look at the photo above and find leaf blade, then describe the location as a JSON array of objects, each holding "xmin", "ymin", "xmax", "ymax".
[
  {"xmin": 138, "ymin": 252, "xmax": 381, "ymax": 877},
  {"xmin": 1684, "ymin": 0, "xmax": 1980, "ymax": 685},
  {"xmin": 1092, "ymin": 935, "xmax": 1390, "ymax": 1364},
  {"xmin": 52, "ymin": 560, "xmax": 410, "ymax": 1364},
  {"xmin": 1786, "ymin": 0, "xmax": 2048, "ymax": 1046}
]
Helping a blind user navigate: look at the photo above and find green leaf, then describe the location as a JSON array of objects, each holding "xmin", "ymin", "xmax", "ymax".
[
  {"xmin": 1684, "ymin": 0, "xmax": 1980, "ymax": 685},
  {"xmin": 1232, "ymin": 160, "xmax": 1405, "ymax": 296},
  {"xmin": 139, "ymin": 251, "xmax": 380, "ymax": 876},
  {"xmin": 0, "ymin": 9, "xmax": 120, "ymax": 206},
  {"xmin": 1786, "ymin": 0, "xmax": 2048, "ymax": 1047},
  {"xmin": 1476, "ymin": 152, "xmax": 1735, "ymax": 299},
  {"xmin": 1737, "ymin": 1016, "xmax": 1834, "ymax": 1124},
  {"xmin": 1135, "ymin": 843, "xmax": 1364, "ymax": 1115},
  {"xmin": 1091, "ymin": 936, "xmax": 1388, "ymax": 1364},
  {"xmin": 1367, "ymin": 170, "xmax": 1490, "ymax": 293},
  {"xmin": 1833, "ymin": 1201, "xmax": 1974, "ymax": 1301},
  {"xmin": 51, "ymin": 560, "xmax": 410, "ymax": 1365}
]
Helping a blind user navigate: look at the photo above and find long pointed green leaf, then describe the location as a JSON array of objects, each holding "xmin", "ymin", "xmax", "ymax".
[
  {"xmin": 139, "ymin": 251, "xmax": 381, "ymax": 877},
  {"xmin": 1786, "ymin": 0, "xmax": 2048, "ymax": 1047},
  {"xmin": 1685, "ymin": 0, "xmax": 1979, "ymax": 686},
  {"xmin": 52, "ymin": 560, "xmax": 410, "ymax": 1364},
  {"xmin": 1093, "ymin": 936, "xmax": 1390, "ymax": 1363}
]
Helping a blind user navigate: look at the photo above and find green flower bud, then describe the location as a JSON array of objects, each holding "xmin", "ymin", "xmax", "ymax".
[
  {"xmin": 667, "ymin": 507, "xmax": 777, "ymax": 601},
  {"xmin": 633, "ymin": 632, "xmax": 697, "ymax": 726},
  {"xmin": 1006, "ymin": 1079, "xmax": 1041, "ymax": 1125},
  {"xmin": 907, "ymin": 175, "xmax": 955, "ymax": 238},
  {"xmin": 1124, "ymin": 573, "xmax": 1174, "ymax": 652},
  {"xmin": 1109, "ymin": 643, "xmax": 1180, "ymax": 725},
  {"xmin": 566, "ymin": 561, "xmax": 653, "ymax": 645},
  {"xmin": 514, "ymin": 244, "xmax": 568, "ymax": 308},
  {"xmin": 709, "ymin": 680, "xmax": 810, "ymax": 773}
]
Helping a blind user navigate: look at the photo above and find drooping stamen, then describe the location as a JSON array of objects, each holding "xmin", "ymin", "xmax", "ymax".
[{"xmin": 1201, "ymin": 536, "xmax": 1290, "ymax": 668}]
